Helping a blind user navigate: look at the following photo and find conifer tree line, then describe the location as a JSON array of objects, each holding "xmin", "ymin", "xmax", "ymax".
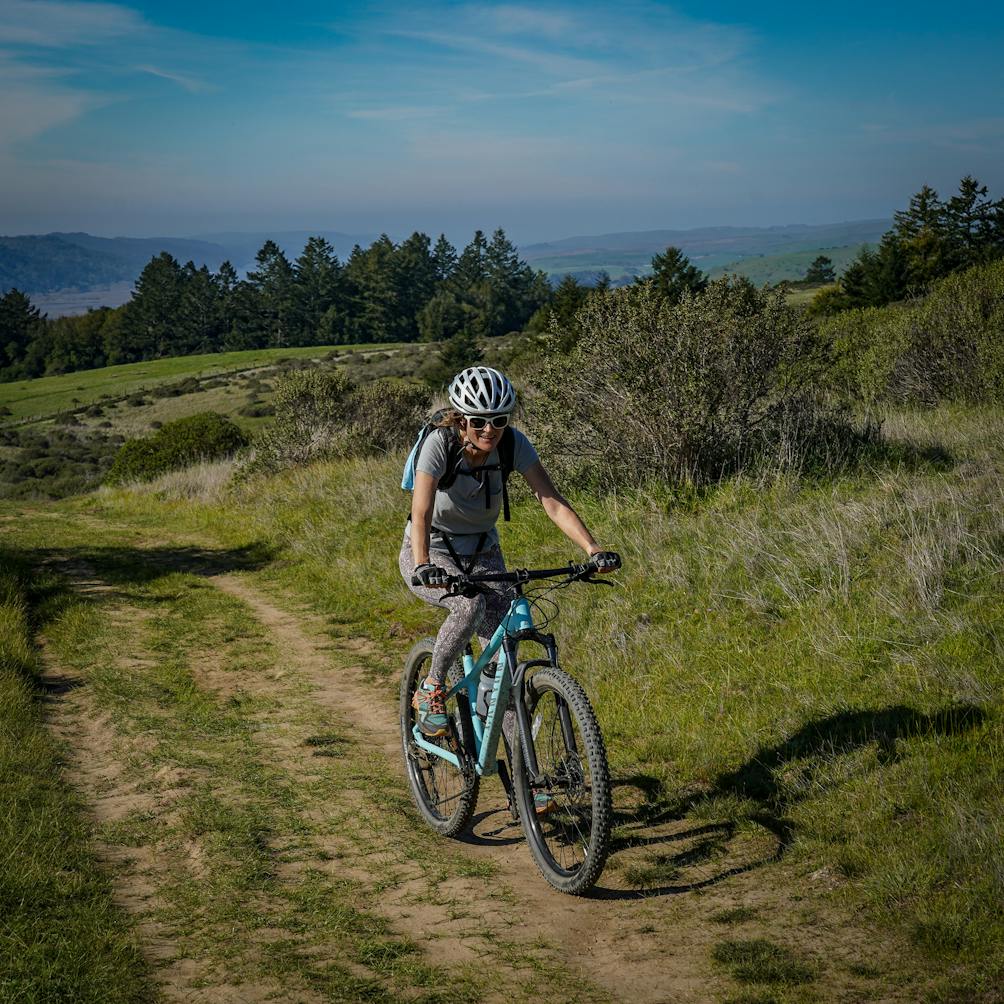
[
  {"xmin": 1, "ymin": 228, "xmax": 552, "ymax": 380},
  {"xmin": 816, "ymin": 176, "xmax": 1004, "ymax": 313}
]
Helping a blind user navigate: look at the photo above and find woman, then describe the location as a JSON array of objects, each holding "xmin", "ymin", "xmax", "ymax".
[{"xmin": 400, "ymin": 365, "xmax": 620, "ymax": 739}]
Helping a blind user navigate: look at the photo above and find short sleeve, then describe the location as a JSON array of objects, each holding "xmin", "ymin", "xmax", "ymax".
[
  {"xmin": 512, "ymin": 429, "xmax": 540, "ymax": 473},
  {"xmin": 415, "ymin": 429, "xmax": 450, "ymax": 480}
]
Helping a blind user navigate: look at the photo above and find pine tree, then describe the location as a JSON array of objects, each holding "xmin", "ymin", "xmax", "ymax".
[
  {"xmin": 804, "ymin": 255, "xmax": 836, "ymax": 284},
  {"xmin": 644, "ymin": 246, "xmax": 707, "ymax": 303},
  {"xmin": 247, "ymin": 241, "xmax": 298, "ymax": 347},
  {"xmin": 452, "ymin": 231, "xmax": 489, "ymax": 292},
  {"xmin": 893, "ymin": 185, "xmax": 951, "ymax": 289},
  {"xmin": 0, "ymin": 288, "xmax": 45, "ymax": 375},
  {"xmin": 945, "ymin": 175, "xmax": 1004, "ymax": 267},
  {"xmin": 437, "ymin": 329, "xmax": 483, "ymax": 379},
  {"xmin": 343, "ymin": 236, "xmax": 400, "ymax": 343},
  {"xmin": 431, "ymin": 234, "xmax": 458, "ymax": 284},
  {"xmin": 112, "ymin": 253, "xmax": 186, "ymax": 362},
  {"xmin": 393, "ymin": 232, "xmax": 437, "ymax": 341},
  {"xmin": 294, "ymin": 237, "xmax": 343, "ymax": 344}
]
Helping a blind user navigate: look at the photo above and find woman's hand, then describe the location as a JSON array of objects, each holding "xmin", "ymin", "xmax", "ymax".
[
  {"xmin": 412, "ymin": 563, "xmax": 449, "ymax": 589},
  {"xmin": 588, "ymin": 549, "xmax": 621, "ymax": 573}
]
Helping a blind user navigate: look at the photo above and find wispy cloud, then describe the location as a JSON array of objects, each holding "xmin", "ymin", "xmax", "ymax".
[
  {"xmin": 347, "ymin": 105, "xmax": 443, "ymax": 121},
  {"xmin": 0, "ymin": 0, "xmax": 144, "ymax": 47},
  {"xmin": 135, "ymin": 64, "xmax": 207, "ymax": 93},
  {"xmin": 394, "ymin": 28, "xmax": 598, "ymax": 77},
  {"xmin": 471, "ymin": 4, "xmax": 578, "ymax": 41}
]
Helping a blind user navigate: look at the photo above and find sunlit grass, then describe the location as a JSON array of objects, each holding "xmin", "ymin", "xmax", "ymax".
[{"xmin": 92, "ymin": 403, "xmax": 1004, "ymax": 997}]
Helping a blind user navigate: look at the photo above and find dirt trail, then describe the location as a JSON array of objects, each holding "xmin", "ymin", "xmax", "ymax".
[
  {"xmin": 37, "ymin": 574, "xmax": 295, "ymax": 1004},
  {"xmin": 35, "ymin": 543, "xmax": 916, "ymax": 1003},
  {"xmin": 209, "ymin": 574, "xmax": 770, "ymax": 1004}
]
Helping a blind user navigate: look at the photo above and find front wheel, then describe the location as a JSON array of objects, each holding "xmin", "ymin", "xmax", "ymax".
[
  {"xmin": 511, "ymin": 666, "xmax": 612, "ymax": 894},
  {"xmin": 400, "ymin": 638, "xmax": 479, "ymax": 837}
]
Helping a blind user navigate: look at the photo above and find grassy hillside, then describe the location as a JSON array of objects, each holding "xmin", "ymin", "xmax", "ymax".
[
  {"xmin": 711, "ymin": 245, "xmax": 870, "ymax": 284},
  {"xmin": 0, "ymin": 342, "xmax": 442, "ymax": 501},
  {"xmin": 86, "ymin": 402, "xmax": 1004, "ymax": 1000},
  {"xmin": 0, "ymin": 344, "xmax": 408, "ymax": 424}
]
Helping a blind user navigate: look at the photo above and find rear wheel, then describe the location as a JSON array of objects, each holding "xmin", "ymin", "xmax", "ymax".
[
  {"xmin": 400, "ymin": 638, "xmax": 479, "ymax": 837},
  {"xmin": 511, "ymin": 667, "xmax": 611, "ymax": 894}
]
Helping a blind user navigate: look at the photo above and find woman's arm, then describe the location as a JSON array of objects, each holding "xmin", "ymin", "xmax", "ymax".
[
  {"xmin": 410, "ymin": 470, "xmax": 438, "ymax": 566},
  {"xmin": 522, "ymin": 461, "xmax": 603, "ymax": 557}
]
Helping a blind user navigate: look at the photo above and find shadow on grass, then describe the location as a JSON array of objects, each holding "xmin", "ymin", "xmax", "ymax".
[
  {"xmin": 596, "ymin": 702, "xmax": 985, "ymax": 899},
  {"xmin": 12, "ymin": 540, "xmax": 274, "ymax": 629}
]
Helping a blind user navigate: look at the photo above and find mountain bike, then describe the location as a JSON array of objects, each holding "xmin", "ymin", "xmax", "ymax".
[{"xmin": 399, "ymin": 559, "xmax": 615, "ymax": 895}]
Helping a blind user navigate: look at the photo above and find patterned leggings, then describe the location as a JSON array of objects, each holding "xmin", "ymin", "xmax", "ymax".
[{"xmin": 399, "ymin": 537, "xmax": 512, "ymax": 685}]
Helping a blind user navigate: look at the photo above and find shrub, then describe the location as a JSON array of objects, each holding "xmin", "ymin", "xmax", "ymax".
[
  {"xmin": 105, "ymin": 412, "xmax": 248, "ymax": 485},
  {"xmin": 526, "ymin": 277, "xmax": 867, "ymax": 490},
  {"xmin": 244, "ymin": 370, "xmax": 428, "ymax": 477},
  {"xmin": 238, "ymin": 402, "xmax": 275, "ymax": 418},
  {"xmin": 819, "ymin": 258, "xmax": 1004, "ymax": 407}
]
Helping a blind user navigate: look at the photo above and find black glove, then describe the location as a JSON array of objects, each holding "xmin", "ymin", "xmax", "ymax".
[
  {"xmin": 589, "ymin": 551, "xmax": 622, "ymax": 572},
  {"xmin": 412, "ymin": 563, "xmax": 448, "ymax": 587}
]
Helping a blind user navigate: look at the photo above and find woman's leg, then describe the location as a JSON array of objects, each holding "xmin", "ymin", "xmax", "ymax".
[{"xmin": 399, "ymin": 540, "xmax": 487, "ymax": 686}]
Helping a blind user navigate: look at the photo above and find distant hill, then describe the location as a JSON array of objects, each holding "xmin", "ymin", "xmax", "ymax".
[
  {"xmin": 0, "ymin": 235, "xmax": 126, "ymax": 294},
  {"xmin": 1, "ymin": 229, "xmax": 379, "ymax": 305},
  {"xmin": 3, "ymin": 219, "xmax": 891, "ymax": 310},
  {"xmin": 0, "ymin": 232, "xmax": 228, "ymax": 296},
  {"xmin": 190, "ymin": 230, "xmax": 377, "ymax": 269},
  {"xmin": 521, "ymin": 219, "xmax": 891, "ymax": 282}
]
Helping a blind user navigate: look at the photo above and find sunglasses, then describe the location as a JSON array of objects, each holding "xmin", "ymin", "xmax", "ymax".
[{"xmin": 464, "ymin": 413, "xmax": 510, "ymax": 430}]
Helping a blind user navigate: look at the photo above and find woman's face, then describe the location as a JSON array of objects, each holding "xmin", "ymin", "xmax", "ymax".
[{"xmin": 463, "ymin": 416, "xmax": 504, "ymax": 452}]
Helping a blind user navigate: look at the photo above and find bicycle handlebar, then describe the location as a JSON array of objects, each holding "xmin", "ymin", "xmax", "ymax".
[{"xmin": 436, "ymin": 556, "xmax": 620, "ymax": 592}]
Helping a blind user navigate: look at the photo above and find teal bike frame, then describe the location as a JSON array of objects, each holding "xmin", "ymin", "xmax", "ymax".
[{"xmin": 410, "ymin": 591, "xmax": 557, "ymax": 781}]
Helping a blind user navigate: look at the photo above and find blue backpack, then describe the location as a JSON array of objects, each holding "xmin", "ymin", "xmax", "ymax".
[{"xmin": 402, "ymin": 411, "xmax": 516, "ymax": 521}]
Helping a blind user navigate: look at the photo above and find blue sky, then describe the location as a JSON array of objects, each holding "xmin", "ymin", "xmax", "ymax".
[{"xmin": 1, "ymin": 0, "xmax": 1003, "ymax": 243}]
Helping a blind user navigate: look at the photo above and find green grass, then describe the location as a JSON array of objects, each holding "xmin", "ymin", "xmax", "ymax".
[
  {"xmin": 0, "ymin": 344, "xmax": 410, "ymax": 423},
  {"xmin": 5, "ymin": 399, "xmax": 1004, "ymax": 999},
  {"xmin": 712, "ymin": 938, "xmax": 817, "ymax": 985},
  {"xmin": 87, "ymin": 403, "xmax": 1004, "ymax": 999},
  {"xmin": 0, "ymin": 510, "xmax": 605, "ymax": 1003},
  {"xmin": 0, "ymin": 551, "xmax": 151, "ymax": 1003},
  {"xmin": 710, "ymin": 245, "xmax": 871, "ymax": 285}
]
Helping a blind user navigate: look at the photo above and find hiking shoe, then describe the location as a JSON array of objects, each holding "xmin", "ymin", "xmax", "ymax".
[
  {"xmin": 534, "ymin": 792, "xmax": 558, "ymax": 818},
  {"xmin": 413, "ymin": 679, "xmax": 449, "ymax": 738}
]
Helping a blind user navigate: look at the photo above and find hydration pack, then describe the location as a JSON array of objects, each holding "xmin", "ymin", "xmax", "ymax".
[{"xmin": 401, "ymin": 410, "xmax": 516, "ymax": 521}]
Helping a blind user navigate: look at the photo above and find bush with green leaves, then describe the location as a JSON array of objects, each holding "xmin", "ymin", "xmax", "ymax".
[
  {"xmin": 819, "ymin": 258, "xmax": 1004, "ymax": 407},
  {"xmin": 245, "ymin": 369, "xmax": 428, "ymax": 476},
  {"xmin": 105, "ymin": 412, "xmax": 249, "ymax": 485},
  {"xmin": 526, "ymin": 276, "xmax": 868, "ymax": 490}
]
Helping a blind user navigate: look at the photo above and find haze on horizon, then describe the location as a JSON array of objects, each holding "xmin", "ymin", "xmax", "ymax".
[{"xmin": 1, "ymin": 0, "xmax": 1003, "ymax": 245}]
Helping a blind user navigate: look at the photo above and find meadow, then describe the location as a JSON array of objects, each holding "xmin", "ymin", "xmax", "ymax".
[
  {"xmin": 19, "ymin": 397, "xmax": 988, "ymax": 1002},
  {"xmin": 2, "ymin": 259, "xmax": 1002, "ymax": 1001},
  {"xmin": 0, "ymin": 344, "xmax": 409, "ymax": 424}
]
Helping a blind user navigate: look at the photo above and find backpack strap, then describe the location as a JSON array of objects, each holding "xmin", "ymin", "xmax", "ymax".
[
  {"xmin": 413, "ymin": 425, "xmax": 516, "ymax": 520},
  {"xmin": 433, "ymin": 526, "xmax": 488, "ymax": 575},
  {"xmin": 435, "ymin": 426, "xmax": 466, "ymax": 492},
  {"xmin": 498, "ymin": 426, "xmax": 515, "ymax": 522}
]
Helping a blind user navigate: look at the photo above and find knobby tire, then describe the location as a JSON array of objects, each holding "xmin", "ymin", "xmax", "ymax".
[
  {"xmin": 511, "ymin": 666, "xmax": 612, "ymax": 895},
  {"xmin": 399, "ymin": 638, "xmax": 479, "ymax": 837}
]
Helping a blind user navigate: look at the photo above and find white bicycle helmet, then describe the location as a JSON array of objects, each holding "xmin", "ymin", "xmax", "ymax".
[{"xmin": 448, "ymin": 366, "xmax": 516, "ymax": 416}]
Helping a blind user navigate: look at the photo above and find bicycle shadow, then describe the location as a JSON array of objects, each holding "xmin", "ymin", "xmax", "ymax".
[{"xmin": 590, "ymin": 701, "xmax": 984, "ymax": 899}]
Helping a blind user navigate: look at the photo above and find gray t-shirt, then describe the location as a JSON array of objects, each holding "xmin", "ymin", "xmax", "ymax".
[{"xmin": 411, "ymin": 427, "xmax": 540, "ymax": 555}]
